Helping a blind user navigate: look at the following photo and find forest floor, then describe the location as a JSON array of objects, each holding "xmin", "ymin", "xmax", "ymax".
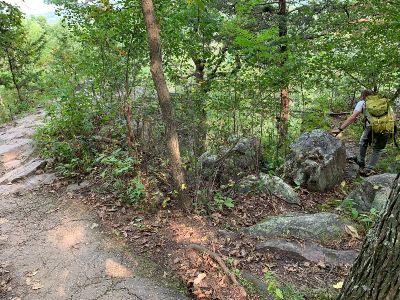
[
  {"xmin": 0, "ymin": 111, "xmax": 187, "ymax": 300},
  {"xmin": 0, "ymin": 111, "xmax": 366, "ymax": 300}
]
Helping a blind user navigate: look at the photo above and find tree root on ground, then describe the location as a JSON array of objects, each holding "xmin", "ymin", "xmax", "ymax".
[{"xmin": 188, "ymin": 243, "xmax": 247, "ymax": 297}]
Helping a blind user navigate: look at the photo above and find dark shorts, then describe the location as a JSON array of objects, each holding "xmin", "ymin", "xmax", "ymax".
[{"xmin": 359, "ymin": 126, "xmax": 389, "ymax": 150}]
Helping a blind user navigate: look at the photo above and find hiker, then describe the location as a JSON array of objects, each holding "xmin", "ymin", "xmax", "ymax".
[{"xmin": 331, "ymin": 90, "xmax": 396, "ymax": 174}]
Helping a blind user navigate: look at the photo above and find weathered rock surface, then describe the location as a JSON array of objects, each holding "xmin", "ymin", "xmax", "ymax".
[
  {"xmin": 283, "ymin": 130, "xmax": 346, "ymax": 191},
  {"xmin": 66, "ymin": 180, "xmax": 91, "ymax": 193},
  {"xmin": 256, "ymin": 239, "xmax": 358, "ymax": 266},
  {"xmin": 199, "ymin": 136, "xmax": 261, "ymax": 183},
  {"xmin": 344, "ymin": 173, "xmax": 397, "ymax": 212},
  {"xmin": 345, "ymin": 143, "xmax": 358, "ymax": 160},
  {"xmin": 245, "ymin": 212, "xmax": 351, "ymax": 244},
  {"xmin": 0, "ymin": 159, "xmax": 46, "ymax": 184},
  {"xmin": 236, "ymin": 173, "xmax": 300, "ymax": 205},
  {"xmin": 344, "ymin": 162, "xmax": 360, "ymax": 179},
  {"xmin": 0, "ymin": 173, "xmax": 56, "ymax": 195}
]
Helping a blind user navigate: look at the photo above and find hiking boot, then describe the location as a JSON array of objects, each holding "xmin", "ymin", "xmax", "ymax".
[
  {"xmin": 360, "ymin": 168, "xmax": 376, "ymax": 177},
  {"xmin": 355, "ymin": 158, "xmax": 365, "ymax": 168}
]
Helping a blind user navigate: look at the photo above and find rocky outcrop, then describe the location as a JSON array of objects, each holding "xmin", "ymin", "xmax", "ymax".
[
  {"xmin": 344, "ymin": 173, "xmax": 397, "ymax": 212},
  {"xmin": 236, "ymin": 173, "xmax": 300, "ymax": 205},
  {"xmin": 199, "ymin": 136, "xmax": 261, "ymax": 184},
  {"xmin": 0, "ymin": 159, "xmax": 47, "ymax": 184},
  {"xmin": 245, "ymin": 212, "xmax": 351, "ymax": 244},
  {"xmin": 256, "ymin": 239, "xmax": 358, "ymax": 266},
  {"xmin": 283, "ymin": 130, "xmax": 346, "ymax": 191},
  {"xmin": 344, "ymin": 162, "xmax": 360, "ymax": 179},
  {"xmin": 66, "ymin": 180, "xmax": 91, "ymax": 193}
]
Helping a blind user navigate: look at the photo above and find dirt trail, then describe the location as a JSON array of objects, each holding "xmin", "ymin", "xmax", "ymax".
[{"xmin": 0, "ymin": 111, "xmax": 187, "ymax": 300}]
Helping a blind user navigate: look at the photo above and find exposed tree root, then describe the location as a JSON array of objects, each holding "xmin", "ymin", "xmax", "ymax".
[{"xmin": 188, "ymin": 243, "xmax": 247, "ymax": 297}]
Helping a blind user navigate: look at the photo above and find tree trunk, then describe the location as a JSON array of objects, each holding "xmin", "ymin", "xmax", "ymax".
[
  {"xmin": 337, "ymin": 174, "xmax": 400, "ymax": 300},
  {"xmin": 192, "ymin": 58, "xmax": 207, "ymax": 156},
  {"xmin": 278, "ymin": 0, "xmax": 289, "ymax": 138},
  {"xmin": 122, "ymin": 39, "xmax": 138, "ymax": 158},
  {"xmin": 141, "ymin": 0, "xmax": 190, "ymax": 209},
  {"xmin": 5, "ymin": 48, "xmax": 23, "ymax": 104}
]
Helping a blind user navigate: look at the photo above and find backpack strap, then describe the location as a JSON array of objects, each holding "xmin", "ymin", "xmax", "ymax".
[{"xmin": 394, "ymin": 124, "xmax": 400, "ymax": 149}]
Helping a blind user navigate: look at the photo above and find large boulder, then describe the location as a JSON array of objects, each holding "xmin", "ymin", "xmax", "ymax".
[
  {"xmin": 345, "ymin": 162, "xmax": 360, "ymax": 179},
  {"xmin": 344, "ymin": 173, "xmax": 397, "ymax": 212},
  {"xmin": 283, "ymin": 130, "xmax": 346, "ymax": 191},
  {"xmin": 199, "ymin": 136, "xmax": 261, "ymax": 184},
  {"xmin": 236, "ymin": 173, "xmax": 301, "ymax": 205},
  {"xmin": 244, "ymin": 212, "xmax": 351, "ymax": 244}
]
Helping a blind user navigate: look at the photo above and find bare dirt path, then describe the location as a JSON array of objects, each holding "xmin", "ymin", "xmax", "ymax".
[{"xmin": 0, "ymin": 111, "xmax": 187, "ymax": 300}]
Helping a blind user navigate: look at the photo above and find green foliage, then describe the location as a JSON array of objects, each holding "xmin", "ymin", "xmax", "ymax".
[
  {"xmin": 212, "ymin": 192, "xmax": 235, "ymax": 211},
  {"xmin": 343, "ymin": 199, "xmax": 380, "ymax": 229},
  {"xmin": 0, "ymin": 3, "xmax": 47, "ymax": 117},
  {"xmin": 376, "ymin": 144, "xmax": 400, "ymax": 173},
  {"xmin": 125, "ymin": 178, "xmax": 146, "ymax": 205},
  {"xmin": 94, "ymin": 149, "xmax": 145, "ymax": 205},
  {"xmin": 263, "ymin": 271, "xmax": 305, "ymax": 300},
  {"xmin": 95, "ymin": 149, "xmax": 136, "ymax": 178}
]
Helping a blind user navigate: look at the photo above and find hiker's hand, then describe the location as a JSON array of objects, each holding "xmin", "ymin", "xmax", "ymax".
[{"xmin": 331, "ymin": 128, "xmax": 341, "ymax": 136}]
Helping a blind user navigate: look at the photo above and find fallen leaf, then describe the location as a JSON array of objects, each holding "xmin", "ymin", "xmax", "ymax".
[
  {"xmin": 345, "ymin": 225, "xmax": 360, "ymax": 239},
  {"xmin": 201, "ymin": 236, "xmax": 208, "ymax": 242},
  {"xmin": 333, "ymin": 281, "xmax": 344, "ymax": 289},
  {"xmin": 193, "ymin": 273, "xmax": 207, "ymax": 285}
]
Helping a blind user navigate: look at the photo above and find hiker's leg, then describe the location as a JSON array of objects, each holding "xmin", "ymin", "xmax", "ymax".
[
  {"xmin": 367, "ymin": 133, "xmax": 389, "ymax": 169},
  {"xmin": 358, "ymin": 128, "xmax": 371, "ymax": 167}
]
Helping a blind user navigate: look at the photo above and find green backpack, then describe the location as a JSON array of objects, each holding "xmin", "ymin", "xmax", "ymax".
[{"xmin": 365, "ymin": 95, "xmax": 395, "ymax": 133}]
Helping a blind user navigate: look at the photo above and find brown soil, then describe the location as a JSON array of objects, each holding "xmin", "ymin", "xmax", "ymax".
[{"xmin": 63, "ymin": 180, "xmax": 363, "ymax": 300}]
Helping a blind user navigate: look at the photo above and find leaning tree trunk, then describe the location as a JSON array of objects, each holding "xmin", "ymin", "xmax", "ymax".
[
  {"xmin": 338, "ymin": 174, "xmax": 400, "ymax": 300},
  {"xmin": 141, "ymin": 0, "xmax": 190, "ymax": 209}
]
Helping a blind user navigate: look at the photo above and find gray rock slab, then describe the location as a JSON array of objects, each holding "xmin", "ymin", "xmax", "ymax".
[
  {"xmin": 245, "ymin": 212, "xmax": 351, "ymax": 244},
  {"xmin": 345, "ymin": 143, "xmax": 358, "ymax": 160},
  {"xmin": 236, "ymin": 173, "xmax": 300, "ymax": 205},
  {"xmin": 0, "ymin": 159, "xmax": 46, "ymax": 184},
  {"xmin": 345, "ymin": 162, "xmax": 360, "ymax": 179},
  {"xmin": 344, "ymin": 173, "xmax": 397, "ymax": 212},
  {"xmin": 0, "ymin": 173, "xmax": 56, "ymax": 195},
  {"xmin": 66, "ymin": 180, "xmax": 91, "ymax": 193},
  {"xmin": 283, "ymin": 130, "xmax": 346, "ymax": 191},
  {"xmin": 256, "ymin": 239, "xmax": 358, "ymax": 266}
]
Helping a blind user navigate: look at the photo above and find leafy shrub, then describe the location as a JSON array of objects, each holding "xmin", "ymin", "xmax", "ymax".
[
  {"xmin": 343, "ymin": 199, "xmax": 379, "ymax": 229},
  {"xmin": 212, "ymin": 192, "xmax": 235, "ymax": 211}
]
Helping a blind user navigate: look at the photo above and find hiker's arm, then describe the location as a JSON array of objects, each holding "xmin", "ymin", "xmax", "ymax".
[
  {"xmin": 339, "ymin": 111, "xmax": 362, "ymax": 130},
  {"xmin": 331, "ymin": 111, "xmax": 362, "ymax": 134}
]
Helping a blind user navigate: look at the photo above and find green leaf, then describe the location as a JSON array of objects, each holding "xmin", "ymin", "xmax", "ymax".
[{"xmin": 275, "ymin": 288, "xmax": 284, "ymax": 299}]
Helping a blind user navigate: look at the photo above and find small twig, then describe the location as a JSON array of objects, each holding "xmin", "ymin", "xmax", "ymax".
[
  {"xmin": 188, "ymin": 243, "xmax": 247, "ymax": 296},
  {"xmin": 328, "ymin": 111, "xmax": 351, "ymax": 116}
]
